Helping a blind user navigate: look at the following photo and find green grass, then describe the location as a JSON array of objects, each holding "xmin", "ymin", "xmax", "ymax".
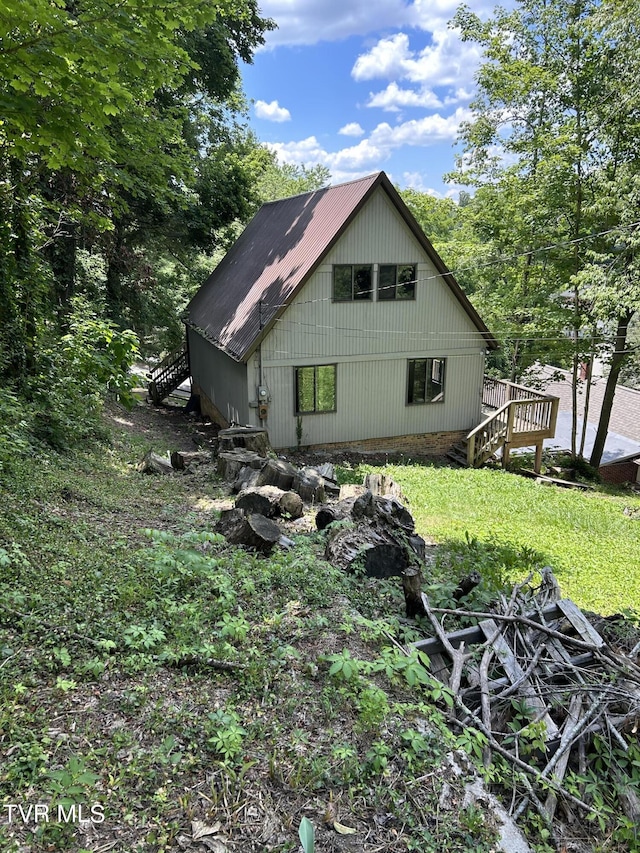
[{"xmin": 382, "ymin": 463, "xmax": 640, "ymax": 615}]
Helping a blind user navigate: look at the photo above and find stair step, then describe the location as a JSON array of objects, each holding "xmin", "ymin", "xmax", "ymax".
[{"xmin": 447, "ymin": 450, "xmax": 469, "ymax": 467}]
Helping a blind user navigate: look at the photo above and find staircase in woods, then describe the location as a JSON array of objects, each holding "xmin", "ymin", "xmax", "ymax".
[
  {"xmin": 448, "ymin": 377, "xmax": 559, "ymax": 472},
  {"xmin": 148, "ymin": 346, "xmax": 190, "ymax": 404}
]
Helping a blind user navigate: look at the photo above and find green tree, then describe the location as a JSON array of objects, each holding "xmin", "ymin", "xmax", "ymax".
[{"xmin": 452, "ymin": 0, "xmax": 640, "ymax": 460}]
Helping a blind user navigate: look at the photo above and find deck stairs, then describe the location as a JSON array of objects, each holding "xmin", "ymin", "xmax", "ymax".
[
  {"xmin": 148, "ymin": 346, "xmax": 190, "ymax": 404},
  {"xmin": 448, "ymin": 378, "xmax": 559, "ymax": 471}
]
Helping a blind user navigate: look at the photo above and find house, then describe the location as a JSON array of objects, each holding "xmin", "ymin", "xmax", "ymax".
[
  {"xmin": 598, "ymin": 451, "xmax": 640, "ymax": 486},
  {"xmin": 184, "ymin": 171, "xmax": 499, "ymax": 453}
]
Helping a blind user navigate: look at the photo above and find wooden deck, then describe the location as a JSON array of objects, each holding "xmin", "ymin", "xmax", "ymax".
[{"xmin": 465, "ymin": 377, "xmax": 559, "ymax": 470}]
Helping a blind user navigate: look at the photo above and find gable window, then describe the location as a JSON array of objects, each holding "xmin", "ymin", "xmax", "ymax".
[
  {"xmin": 333, "ymin": 265, "xmax": 373, "ymax": 301},
  {"xmin": 407, "ymin": 358, "xmax": 445, "ymax": 404},
  {"xmin": 379, "ymin": 264, "xmax": 416, "ymax": 300},
  {"xmin": 295, "ymin": 365, "xmax": 337, "ymax": 414}
]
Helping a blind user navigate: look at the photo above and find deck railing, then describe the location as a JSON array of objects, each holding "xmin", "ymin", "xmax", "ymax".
[{"xmin": 467, "ymin": 378, "xmax": 559, "ymax": 468}]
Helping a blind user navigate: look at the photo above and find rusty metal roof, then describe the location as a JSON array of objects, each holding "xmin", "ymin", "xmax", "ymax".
[{"xmin": 185, "ymin": 171, "xmax": 497, "ymax": 361}]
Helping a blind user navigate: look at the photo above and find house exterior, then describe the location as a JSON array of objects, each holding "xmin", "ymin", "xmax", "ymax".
[{"xmin": 185, "ymin": 171, "xmax": 497, "ymax": 453}]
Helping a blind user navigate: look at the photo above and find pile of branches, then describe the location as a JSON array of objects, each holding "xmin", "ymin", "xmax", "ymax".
[{"xmin": 413, "ymin": 576, "xmax": 640, "ymax": 837}]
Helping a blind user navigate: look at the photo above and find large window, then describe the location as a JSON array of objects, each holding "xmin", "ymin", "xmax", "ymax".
[
  {"xmin": 333, "ymin": 265, "xmax": 373, "ymax": 301},
  {"xmin": 295, "ymin": 365, "xmax": 337, "ymax": 414},
  {"xmin": 407, "ymin": 358, "xmax": 445, "ymax": 404},
  {"xmin": 379, "ymin": 264, "xmax": 416, "ymax": 300}
]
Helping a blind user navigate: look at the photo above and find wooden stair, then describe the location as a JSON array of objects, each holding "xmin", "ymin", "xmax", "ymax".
[
  {"xmin": 148, "ymin": 346, "xmax": 190, "ymax": 404},
  {"xmin": 448, "ymin": 378, "xmax": 559, "ymax": 471}
]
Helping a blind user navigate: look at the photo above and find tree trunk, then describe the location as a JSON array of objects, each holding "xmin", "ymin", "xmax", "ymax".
[{"xmin": 589, "ymin": 312, "xmax": 632, "ymax": 469}]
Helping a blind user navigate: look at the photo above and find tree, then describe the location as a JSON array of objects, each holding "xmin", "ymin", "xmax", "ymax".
[
  {"xmin": 0, "ymin": 0, "xmax": 274, "ymax": 383},
  {"xmin": 452, "ymin": 0, "xmax": 640, "ymax": 460}
]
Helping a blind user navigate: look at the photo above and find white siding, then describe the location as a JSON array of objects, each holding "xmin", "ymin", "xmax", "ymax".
[
  {"xmin": 188, "ymin": 328, "xmax": 251, "ymax": 425},
  {"xmin": 259, "ymin": 187, "xmax": 487, "ymax": 448}
]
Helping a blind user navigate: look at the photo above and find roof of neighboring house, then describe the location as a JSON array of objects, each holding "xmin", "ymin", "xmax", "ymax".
[
  {"xmin": 598, "ymin": 450, "xmax": 640, "ymax": 469},
  {"xmin": 185, "ymin": 171, "xmax": 498, "ymax": 362}
]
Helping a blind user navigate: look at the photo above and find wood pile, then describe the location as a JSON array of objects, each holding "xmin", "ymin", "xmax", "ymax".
[{"xmin": 413, "ymin": 582, "xmax": 640, "ymax": 827}]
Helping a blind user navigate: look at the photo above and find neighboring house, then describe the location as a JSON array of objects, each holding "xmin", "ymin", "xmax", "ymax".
[
  {"xmin": 598, "ymin": 451, "xmax": 640, "ymax": 486},
  {"xmin": 185, "ymin": 171, "xmax": 498, "ymax": 453}
]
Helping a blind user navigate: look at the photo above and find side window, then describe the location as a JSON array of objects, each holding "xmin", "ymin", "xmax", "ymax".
[
  {"xmin": 333, "ymin": 265, "xmax": 373, "ymax": 301},
  {"xmin": 407, "ymin": 358, "xmax": 445, "ymax": 404},
  {"xmin": 379, "ymin": 264, "xmax": 416, "ymax": 300},
  {"xmin": 295, "ymin": 365, "xmax": 337, "ymax": 414}
]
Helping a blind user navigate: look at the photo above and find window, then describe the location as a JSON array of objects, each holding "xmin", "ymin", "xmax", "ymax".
[
  {"xmin": 295, "ymin": 365, "xmax": 336, "ymax": 414},
  {"xmin": 407, "ymin": 358, "xmax": 445, "ymax": 404},
  {"xmin": 379, "ymin": 264, "xmax": 416, "ymax": 300},
  {"xmin": 333, "ymin": 265, "xmax": 373, "ymax": 301}
]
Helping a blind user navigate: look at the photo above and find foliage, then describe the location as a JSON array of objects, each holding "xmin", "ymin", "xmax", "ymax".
[{"xmin": 0, "ymin": 410, "xmax": 638, "ymax": 851}]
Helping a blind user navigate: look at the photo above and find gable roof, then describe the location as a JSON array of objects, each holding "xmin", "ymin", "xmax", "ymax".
[{"xmin": 185, "ymin": 171, "xmax": 497, "ymax": 362}]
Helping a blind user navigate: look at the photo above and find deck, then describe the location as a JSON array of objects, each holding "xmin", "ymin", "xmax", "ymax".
[{"xmin": 465, "ymin": 377, "xmax": 559, "ymax": 470}]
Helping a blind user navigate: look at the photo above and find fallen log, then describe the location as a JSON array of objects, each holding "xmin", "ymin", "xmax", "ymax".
[
  {"xmin": 170, "ymin": 450, "xmax": 212, "ymax": 470},
  {"xmin": 217, "ymin": 450, "xmax": 266, "ymax": 482},
  {"xmin": 292, "ymin": 467, "xmax": 326, "ymax": 503},
  {"xmin": 235, "ymin": 486, "xmax": 303, "ymax": 520},
  {"xmin": 255, "ymin": 458, "xmax": 297, "ymax": 490},
  {"xmin": 324, "ymin": 525, "xmax": 409, "ymax": 578},
  {"xmin": 215, "ymin": 509, "xmax": 282, "ymax": 553}
]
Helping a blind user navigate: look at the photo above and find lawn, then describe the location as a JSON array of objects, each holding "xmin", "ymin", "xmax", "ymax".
[{"xmin": 382, "ymin": 463, "xmax": 640, "ymax": 615}]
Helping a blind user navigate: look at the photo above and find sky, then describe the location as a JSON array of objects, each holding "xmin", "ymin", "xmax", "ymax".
[{"xmin": 240, "ymin": 0, "xmax": 499, "ymax": 197}]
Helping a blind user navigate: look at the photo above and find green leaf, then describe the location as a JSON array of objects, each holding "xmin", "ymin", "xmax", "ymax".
[{"xmin": 298, "ymin": 816, "xmax": 315, "ymax": 852}]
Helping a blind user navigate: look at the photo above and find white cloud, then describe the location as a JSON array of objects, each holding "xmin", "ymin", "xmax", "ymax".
[
  {"xmin": 257, "ymin": 1, "xmax": 415, "ymax": 47},
  {"xmin": 339, "ymin": 122, "xmax": 366, "ymax": 137},
  {"xmin": 265, "ymin": 106, "xmax": 469, "ymax": 178},
  {"xmin": 367, "ymin": 82, "xmax": 442, "ymax": 112},
  {"xmin": 353, "ymin": 28, "xmax": 482, "ymax": 91},
  {"xmin": 254, "ymin": 99, "xmax": 291, "ymax": 122}
]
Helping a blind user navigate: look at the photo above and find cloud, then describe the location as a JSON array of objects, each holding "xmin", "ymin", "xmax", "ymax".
[
  {"xmin": 254, "ymin": 99, "xmax": 291, "ymax": 122},
  {"xmin": 266, "ymin": 106, "xmax": 469, "ymax": 177},
  {"xmin": 257, "ymin": 0, "xmax": 416, "ymax": 47},
  {"xmin": 367, "ymin": 82, "xmax": 442, "ymax": 112},
  {"xmin": 353, "ymin": 28, "xmax": 482, "ymax": 91},
  {"xmin": 338, "ymin": 122, "xmax": 365, "ymax": 137}
]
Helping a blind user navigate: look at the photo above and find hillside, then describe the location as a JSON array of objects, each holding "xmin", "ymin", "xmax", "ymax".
[{"xmin": 0, "ymin": 400, "xmax": 638, "ymax": 853}]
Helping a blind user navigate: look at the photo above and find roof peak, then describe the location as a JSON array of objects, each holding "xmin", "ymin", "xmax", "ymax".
[{"xmin": 263, "ymin": 171, "xmax": 385, "ymax": 205}]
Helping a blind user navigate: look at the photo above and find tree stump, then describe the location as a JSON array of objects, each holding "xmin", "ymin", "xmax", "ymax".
[
  {"xmin": 215, "ymin": 509, "xmax": 282, "ymax": 553},
  {"xmin": 217, "ymin": 426, "xmax": 272, "ymax": 456},
  {"xmin": 402, "ymin": 567, "xmax": 427, "ymax": 617}
]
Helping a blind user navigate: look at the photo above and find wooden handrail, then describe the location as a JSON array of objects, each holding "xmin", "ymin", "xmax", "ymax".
[{"xmin": 466, "ymin": 394, "xmax": 559, "ymax": 468}]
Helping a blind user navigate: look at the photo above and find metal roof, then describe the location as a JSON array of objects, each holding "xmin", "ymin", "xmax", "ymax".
[{"xmin": 185, "ymin": 171, "xmax": 497, "ymax": 361}]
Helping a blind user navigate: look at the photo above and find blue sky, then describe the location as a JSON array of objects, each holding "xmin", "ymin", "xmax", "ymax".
[{"xmin": 241, "ymin": 0, "xmax": 498, "ymax": 197}]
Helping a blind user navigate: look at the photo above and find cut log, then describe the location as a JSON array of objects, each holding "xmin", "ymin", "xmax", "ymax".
[
  {"xmin": 363, "ymin": 472, "xmax": 403, "ymax": 498},
  {"xmin": 453, "ymin": 571, "xmax": 482, "ymax": 602},
  {"xmin": 324, "ymin": 525, "xmax": 409, "ymax": 578},
  {"xmin": 217, "ymin": 450, "xmax": 266, "ymax": 482},
  {"xmin": 292, "ymin": 467, "xmax": 326, "ymax": 503},
  {"xmin": 217, "ymin": 427, "xmax": 271, "ymax": 457},
  {"xmin": 311, "ymin": 462, "xmax": 336, "ymax": 482},
  {"xmin": 255, "ymin": 458, "xmax": 298, "ymax": 490},
  {"xmin": 233, "ymin": 465, "xmax": 262, "ymax": 493},
  {"xmin": 315, "ymin": 497, "xmax": 357, "ymax": 530},
  {"xmin": 137, "ymin": 451, "xmax": 174, "ymax": 475},
  {"xmin": 338, "ymin": 484, "xmax": 366, "ymax": 500},
  {"xmin": 235, "ymin": 486, "xmax": 303, "ymax": 520},
  {"xmin": 215, "ymin": 509, "xmax": 281, "ymax": 553},
  {"xmin": 170, "ymin": 450, "xmax": 212, "ymax": 470}
]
